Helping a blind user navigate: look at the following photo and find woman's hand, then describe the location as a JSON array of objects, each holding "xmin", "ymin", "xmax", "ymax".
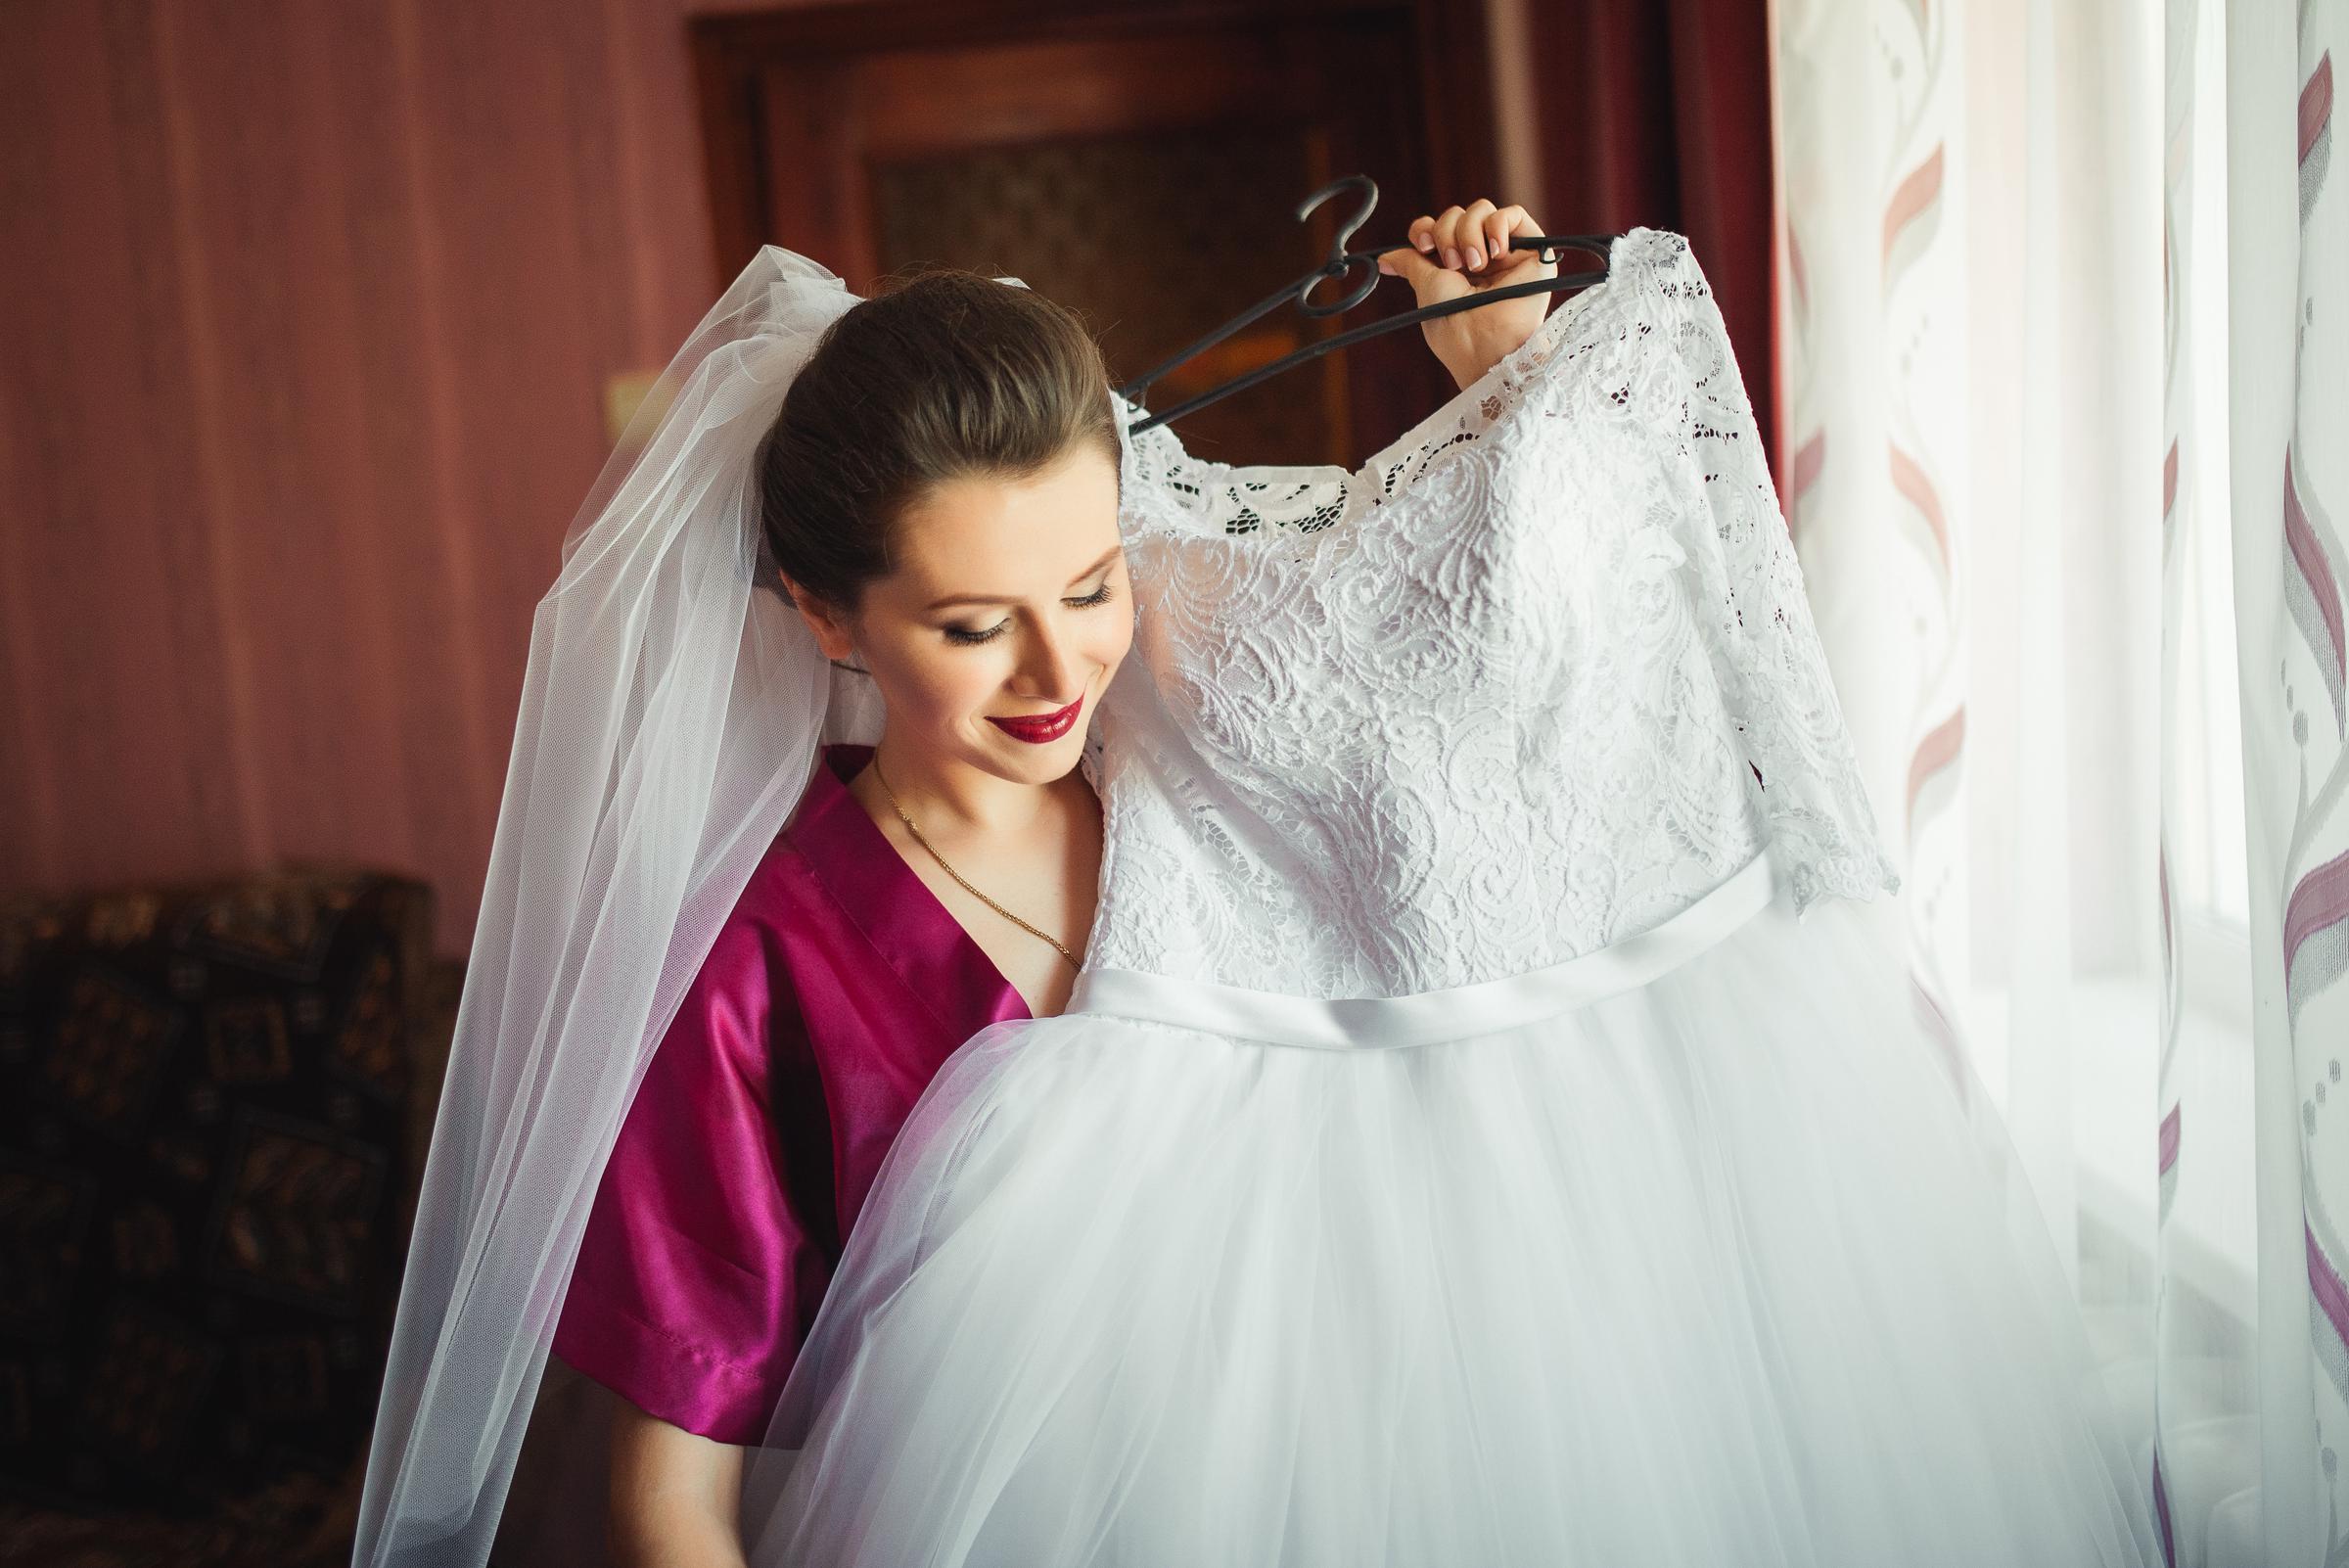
[{"xmin": 1376, "ymin": 200, "xmax": 1559, "ymax": 392}]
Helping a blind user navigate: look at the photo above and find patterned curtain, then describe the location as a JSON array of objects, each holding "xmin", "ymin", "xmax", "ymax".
[
  {"xmin": 2218, "ymin": 2, "xmax": 2348, "ymax": 1563},
  {"xmin": 1776, "ymin": 0, "xmax": 2349, "ymax": 1559},
  {"xmin": 1768, "ymin": 0, "xmax": 1984, "ymax": 1147},
  {"xmin": 1769, "ymin": 0, "xmax": 2141, "ymax": 1218},
  {"xmin": 1769, "ymin": 1, "xmax": 2305, "ymax": 1563}
]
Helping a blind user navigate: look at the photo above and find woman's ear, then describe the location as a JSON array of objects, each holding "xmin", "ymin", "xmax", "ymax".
[{"xmin": 779, "ymin": 575, "xmax": 859, "ymax": 664}]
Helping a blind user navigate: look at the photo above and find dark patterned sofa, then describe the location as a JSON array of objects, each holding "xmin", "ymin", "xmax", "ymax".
[{"xmin": 0, "ymin": 864, "xmax": 461, "ymax": 1567}]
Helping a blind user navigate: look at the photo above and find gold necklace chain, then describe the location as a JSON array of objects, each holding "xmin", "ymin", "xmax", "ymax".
[{"xmin": 871, "ymin": 754, "xmax": 1082, "ymax": 972}]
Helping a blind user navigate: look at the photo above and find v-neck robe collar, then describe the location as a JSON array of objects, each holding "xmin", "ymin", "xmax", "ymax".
[{"xmin": 786, "ymin": 742, "xmax": 1034, "ymax": 1033}]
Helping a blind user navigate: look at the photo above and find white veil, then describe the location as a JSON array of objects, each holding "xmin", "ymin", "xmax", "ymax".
[{"xmin": 350, "ymin": 245, "xmax": 886, "ymax": 1567}]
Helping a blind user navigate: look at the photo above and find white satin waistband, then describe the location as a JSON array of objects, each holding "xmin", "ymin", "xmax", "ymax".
[{"xmin": 1064, "ymin": 851, "xmax": 1781, "ymax": 1049}]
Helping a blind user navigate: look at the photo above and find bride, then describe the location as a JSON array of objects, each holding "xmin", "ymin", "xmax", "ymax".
[{"xmin": 353, "ymin": 200, "xmax": 2164, "ymax": 1567}]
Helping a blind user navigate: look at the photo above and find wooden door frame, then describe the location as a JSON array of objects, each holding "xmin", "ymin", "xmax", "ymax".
[{"xmin": 688, "ymin": 0, "xmax": 1501, "ymax": 289}]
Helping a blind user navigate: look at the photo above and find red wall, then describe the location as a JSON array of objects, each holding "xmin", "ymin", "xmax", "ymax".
[{"xmin": 1, "ymin": 0, "xmax": 787, "ymax": 955}]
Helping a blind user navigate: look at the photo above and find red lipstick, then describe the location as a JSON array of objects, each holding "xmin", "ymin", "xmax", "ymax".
[{"xmin": 987, "ymin": 694, "xmax": 1083, "ymax": 745}]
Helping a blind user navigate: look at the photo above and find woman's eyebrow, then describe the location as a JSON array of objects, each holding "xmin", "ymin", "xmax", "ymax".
[{"xmin": 925, "ymin": 545, "xmax": 1123, "ymax": 612}]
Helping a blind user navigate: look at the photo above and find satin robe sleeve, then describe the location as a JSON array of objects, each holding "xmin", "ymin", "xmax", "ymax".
[{"xmin": 551, "ymin": 909, "xmax": 829, "ymax": 1445}]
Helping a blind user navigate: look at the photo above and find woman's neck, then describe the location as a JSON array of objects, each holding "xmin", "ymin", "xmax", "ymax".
[{"xmin": 858, "ymin": 734, "xmax": 1073, "ymax": 843}]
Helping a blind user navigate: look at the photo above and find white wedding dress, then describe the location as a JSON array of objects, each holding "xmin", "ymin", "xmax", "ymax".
[{"xmin": 732, "ymin": 227, "xmax": 2164, "ymax": 1566}]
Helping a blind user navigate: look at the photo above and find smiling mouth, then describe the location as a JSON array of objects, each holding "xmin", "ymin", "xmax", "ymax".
[{"xmin": 986, "ymin": 693, "xmax": 1083, "ymax": 744}]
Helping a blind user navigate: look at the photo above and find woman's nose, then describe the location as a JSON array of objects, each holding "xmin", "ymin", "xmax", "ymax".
[{"xmin": 1014, "ymin": 617, "xmax": 1084, "ymax": 701}]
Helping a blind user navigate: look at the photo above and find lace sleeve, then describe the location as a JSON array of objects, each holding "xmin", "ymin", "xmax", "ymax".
[{"xmin": 1656, "ymin": 243, "xmax": 1903, "ymax": 918}]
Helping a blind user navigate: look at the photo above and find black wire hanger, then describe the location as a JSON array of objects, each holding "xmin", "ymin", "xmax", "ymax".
[{"xmin": 1118, "ymin": 173, "xmax": 1620, "ymax": 437}]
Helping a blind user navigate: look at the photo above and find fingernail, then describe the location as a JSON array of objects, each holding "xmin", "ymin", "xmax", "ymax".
[
  {"xmin": 1443, "ymin": 247, "xmax": 1460, "ymax": 268},
  {"xmin": 1466, "ymin": 247, "xmax": 1483, "ymax": 268},
  {"xmin": 1415, "ymin": 234, "xmax": 1434, "ymax": 253},
  {"xmin": 1377, "ymin": 256, "xmax": 1394, "ymax": 275}
]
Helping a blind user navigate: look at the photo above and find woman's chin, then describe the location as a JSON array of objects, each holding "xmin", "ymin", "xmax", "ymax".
[{"xmin": 978, "ymin": 728, "xmax": 1086, "ymax": 778}]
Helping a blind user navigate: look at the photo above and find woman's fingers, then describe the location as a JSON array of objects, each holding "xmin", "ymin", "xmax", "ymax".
[
  {"xmin": 1405, "ymin": 201, "xmax": 1540, "ymax": 275},
  {"xmin": 1486, "ymin": 205, "xmax": 1536, "ymax": 268},
  {"xmin": 1426, "ymin": 206, "xmax": 1466, "ymax": 268},
  {"xmin": 1390, "ymin": 201, "xmax": 1541, "ymax": 276},
  {"xmin": 1377, "ymin": 238, "xmax": 1444, "ymax": 289},
  {"xmin": 1456, "ymin": 199, "xmax": 1497, "ymax": 269}
]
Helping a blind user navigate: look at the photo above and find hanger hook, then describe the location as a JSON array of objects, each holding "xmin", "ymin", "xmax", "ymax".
[{"xmin": 1292, "ymin": 173, "xmax": 1381, "ymax": 318}]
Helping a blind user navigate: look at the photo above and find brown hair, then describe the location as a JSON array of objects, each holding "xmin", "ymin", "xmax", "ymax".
[{"xmin": 756, "ymin": 268, "xmax": 1120, "ymax": 614}]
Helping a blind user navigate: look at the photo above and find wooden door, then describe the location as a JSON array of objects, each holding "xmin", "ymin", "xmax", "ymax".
[{"xmin": 691, "ymin": 0, "xmax": 1500, "ymax": 470}]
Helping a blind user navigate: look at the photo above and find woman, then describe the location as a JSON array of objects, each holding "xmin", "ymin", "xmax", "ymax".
[
  {"xmin": 346, "ymin": 241, "xmax": 1126, "ymax": 1568},
  {"xmin": 546, "ymin": 262, "xmax": 1134, "ymax": 1562}
]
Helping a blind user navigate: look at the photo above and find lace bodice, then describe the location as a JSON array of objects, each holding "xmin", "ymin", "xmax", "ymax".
[{"xmin": 1077, "ymin": 226, "xmax": 1900, "ymax": 998}]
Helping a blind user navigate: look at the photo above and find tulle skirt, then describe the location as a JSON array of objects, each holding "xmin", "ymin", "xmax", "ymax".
[{"xmin": 735, "ymin": 857, "xmax": 2163, "ymax": 1567}]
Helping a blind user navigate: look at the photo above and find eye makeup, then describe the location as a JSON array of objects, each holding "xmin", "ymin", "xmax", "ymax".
[{"xmin": 944, "ymin": 577, "xmax": 1117, "ymax": 646}]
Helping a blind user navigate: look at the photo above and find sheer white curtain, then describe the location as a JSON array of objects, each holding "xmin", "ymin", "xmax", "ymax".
[
  {"xmin": 1769, "ymin": 2, "xmax": 2291, "ymax": 1563},
  {"xmin": 2156, "ymin": 2, "xmax": 2266, "ymax": 1560}
]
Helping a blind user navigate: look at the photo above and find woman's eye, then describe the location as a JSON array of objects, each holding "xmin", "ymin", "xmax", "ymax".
[{"xmin": 942, "ymin": 581, "xmax": 1117, "ymax": 647}]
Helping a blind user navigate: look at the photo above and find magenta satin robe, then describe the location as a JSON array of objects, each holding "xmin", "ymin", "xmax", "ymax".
[{"xmin": 550, "ymin": 741, "xmax": 1031, "ymax": 1443}]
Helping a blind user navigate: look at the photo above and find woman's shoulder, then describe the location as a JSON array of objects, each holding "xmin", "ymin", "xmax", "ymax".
[
  {"xmin": 694, "ymin": 742, "xmax": 870, "ymax": 962},
  {"xmin": 698, "ymin": 835, "xmax": 815, "ymax": 966},
  {"xmin": 656, "ymin": 812, "xmax": 848, "ymax": 1094},
  {"xmin": 670, "ymin": 740, "xmax": 881, "ymax": 1029}
]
